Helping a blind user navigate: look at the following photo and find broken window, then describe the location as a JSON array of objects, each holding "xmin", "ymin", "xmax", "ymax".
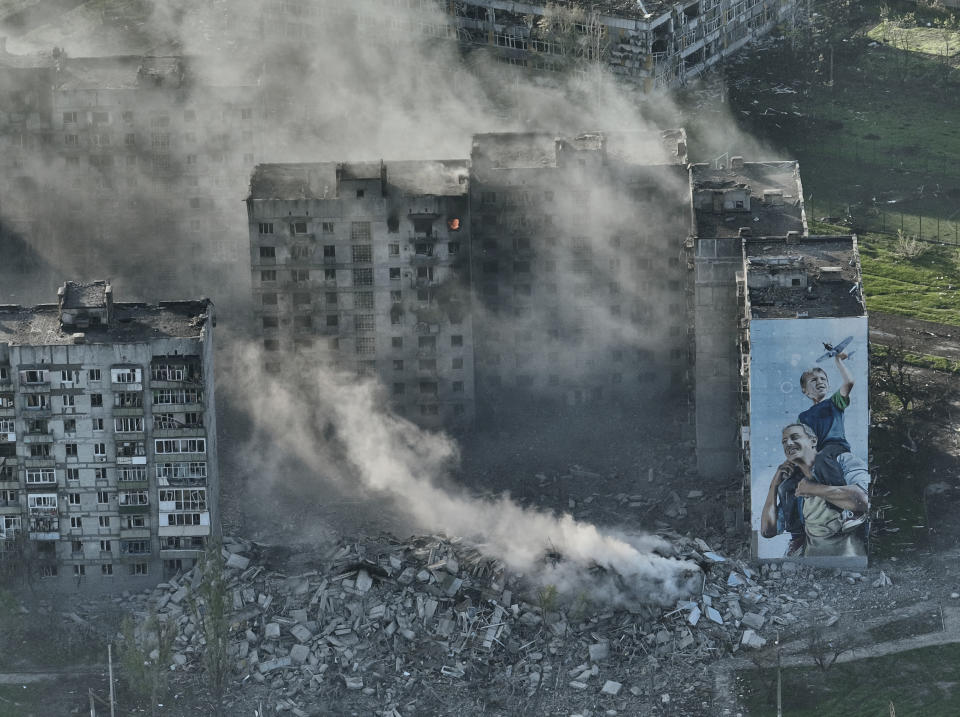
[
  {"xmin": 114, "ymin": 417, "xmax": 144, "ymax": 433},
  {"xmin": 352, "ymin": 292, "xmax": 373, "ymax": 311},
  {"xmin": 34, "ymin": 444, "xmax": 55, "ymax": 458},
  {"xmin": 259, "ymin": 246, "xmax": 276, "ymax": 259},
  {"xmin": 353, "ymin": 269, "xmax": 373, "ymax": 286},
  {"xmin": 389, "ymin": 267, "xmax": 401, "ymax": 280},
  {"xmin": 451, "ymin": 335, "xmax": 463, "ymax": 347},
  {"xmin": 452, "ymin": 358, "xmax": 463, "ymax": 370},
  {"xmin": 290, "ymin": 221, "xmax": 308, "ymax": 234},
  {"xmin": 393, "ymin": 360, "xmax": 404, "ymax": 371},
  {"xmin": 352, "ymin": 244, "xmax": 372, "ymax": 263},
  {"xmin": 113, "ymin": 392, "xmax": 143, "ymax": 408},
  {"xmin": 392, "ymin": 383, "xmax": 405, "ymax": 395},
  {"xmin": 26, "ymin": 469, "xmax": 55, "ymax": 484},
  {"xmin": 326, "ymin": 315, "xmax": 339, "ymax": 327},
  {"xmin": 119, "ymin": 466, "xmax": 147, "ymax": 482},
  {"xmin": 261, "ymin": 293, "xmax": 278, "ymax": 306},
  {"xmin": 259, "ymin": 222, "xmax": 274, "ymax": 234},
  {"xmin": 291, "ymin": 269, "xmax": 309, "ymax": 282},
  {"xmin": 419, "ymin": 404, "xmax": 439, "ymax": 416},
  {"xmin": 452, "ymin": 381, "xmax": 464, "ymax": 393},
  {"xmin": 448, "ymin": 241, "xmax": 460, "ymax": 255},
  {"xmin": 419, "ymin": 358, "xmax": 436, "ymax": 371},
  {"xmin": 351, "ymin": 222, "xmax": 371, "ymax": 242},
  {"xmin": 119, "ymin": 491, "xmax": 149, "ymax": 507},
  {"xmin": 66, "ymin": 468, "xmax": 79, "ymax": 482},
  {"xmin": 355, "ymin": 315, "xmax": 375, "ymax": 333},
  {"xmin": 322, "ymin": 222, "xmax": 335, "ymax": 233},
  {"xmin": 293, "ymin": 292, "xmax": 311, "ymax": 307},
  {"xmin": 91, "ymin": 393, "xmax": 103, "ymax": 407},
  {"xmin": 260, "ymin": 270, "xmax": 276, "ymax": 283},
  {"xmin": 155, "ymin": 438, "xmax": 205, "ymax": 454}
]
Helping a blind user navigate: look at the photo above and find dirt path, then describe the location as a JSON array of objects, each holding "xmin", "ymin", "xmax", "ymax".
[{"xmin": 870, "ymin": 311, "xmax": 960, "ymax": 361}]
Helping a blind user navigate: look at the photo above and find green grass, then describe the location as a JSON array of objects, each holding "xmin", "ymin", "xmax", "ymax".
[
  {"xmin": 857, "ymin": 235, "xmax": 960, "ymax": 325},
  {"xmin": 740, "ymin": 643, "xmax": 960, "ymax": 716},
  {"xmin": 728, "ymin": 3, "xmax": 960, "ymax": 261},
  {"xmin": 871, "ymin": 343, "xmax": 960, "ymax": 373},
  {"xmin": 868, "ymin": 21, "xmax": 960, "ymax": 57}
]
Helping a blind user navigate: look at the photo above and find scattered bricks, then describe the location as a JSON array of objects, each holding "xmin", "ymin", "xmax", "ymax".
[
  {"xmin": 740, "ymin": 629, "xmax": 766, "ymax": 649},
  {"xmin": 259, "ymin": 656, "xmax": 292, "ymax": 674},
  {"xmin": 601, "ymin": 680, "xmax": 622, "ymax": 696},
  {"xmin": 225, "ymin": 553, "xmax": 251, "ymax": 570},
  {"xmin": 290, "ymin": 623, "xmax": 313, "ymax": 643},
  {"xmin": 368, "ymin": 604, "xmax": 386, "ymax": 620},
  {"xmin": 355, "ymin": 569, "xmax": 374, "ymax": 593},
  {"xmin": 289, "ymin": 644, "xmax": 310, "ymax": 665},
  {"xmin": 741, "ymin": 612, "xmax": 765, "ymax": 630},
  {"xmin": 265, "ymin": 623, "xmax": 281, "ymax": 640},
  {"xmin": 568, "ymin": 663, "xmax": 589, "ymax": 677},
  {"xmin": 588, "ymin": 642, "xmax": 610, "ymax": 662},
  {"xmin": 343, "ymin": 676, "xmax": 363, "ymax": 690},
  {"xmin": 569, "ymin": 681, "xmax": 589, "ymax": 690}
]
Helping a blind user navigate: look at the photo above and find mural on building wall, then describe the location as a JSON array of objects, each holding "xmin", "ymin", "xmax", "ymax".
[{"xmin": 749, "ymin": 317, "xmax": 870, "ymax": 564}]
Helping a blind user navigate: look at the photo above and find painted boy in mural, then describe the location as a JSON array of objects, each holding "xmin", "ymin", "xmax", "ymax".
[{"xmin": 761, "ymin": 423, "xmax": 869, "ymax": 557}]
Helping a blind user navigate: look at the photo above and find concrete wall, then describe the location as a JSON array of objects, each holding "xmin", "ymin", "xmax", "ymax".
[{"xmin": 0, "ymin": 326, "xmax": 217, "ymax": 593}]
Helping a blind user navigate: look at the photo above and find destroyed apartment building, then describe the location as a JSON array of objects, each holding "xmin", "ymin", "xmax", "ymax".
[
  {"xmin": 0, "ymin": 281, "xmax": 220, "ymax": 590},
  {"xmin": 246, "ymin": 130, "xmax": 693, "ymax": 426},
  {"xmin": 255, "ymin": 0, "xmax": 800, "ymax": 91},
  {"xmin": 247, "ymin": 131, "xmax": 822, "ymax": 451},
  {"xmin": 737, "ymin": 233, "xmax": 869, "ymax": 565}
]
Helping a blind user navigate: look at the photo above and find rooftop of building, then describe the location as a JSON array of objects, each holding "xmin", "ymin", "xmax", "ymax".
[
  {"xmin": 470, "ymin": 129, "xmax": 688, "ymax": 170},
  {"xmin": 744, "ymin": 235, "xmax": 865, "ymax": 319},
  {"xmin": 691, "ymin": 161, "xmax": 806, "ymax": 240},
  {"xmin": 248, "ymin": 160, "xmax": 471, "ymax": 200},
  {"xmin": 0, "ymin": 300, "xmax": 212, "ymax": 346},
  {"xmin": 61, "ymin": 280, "xmax": 108, "ymax": 309}
]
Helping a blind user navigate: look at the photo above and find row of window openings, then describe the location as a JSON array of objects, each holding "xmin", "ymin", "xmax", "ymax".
[
  {"xmin": 62, "ymin": 109, "xmax": 253, "ymax": 125},
  {"xmin": 27, "ymin": 438, "xmax": 205, "ymax": 458},
  {"xmin": 392, "ymin": 380, "xmax": 464, "ymax": 395},
  {"xmin": 17, "ymin": 414, "xmax": 201, "ymax": 435},
  {"xmin": 479, "ymin": 372, "xmax": 675, "ymax": 387},
  {"xmin": 63, "ymin": 488, "xmax": 205, "ymax": 510},
  {"xmin": 18, "ymin": 365, "xmax": 198, "ymax": 386},
  {"xmin": 19, "ymin": 390, "xmax": 203, "ymax": 410},
  {"xmin": 19, "ymin": 463, "xmax": 205, "ymax": 484},
  {"xmin": 31, "ymin": 563, "xmax": 148, "ymax": 578},
  {"xmin": 258, "ymin": 241, "xmax": 460, "ymax": 263}
]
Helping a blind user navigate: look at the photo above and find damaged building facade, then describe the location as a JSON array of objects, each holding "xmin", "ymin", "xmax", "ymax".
[
  {"xmin": 258, "ymin": 0, "xmax": 800, "ymax": 91},
  {"xmin": 0, "ymin": 46, "xmax": 263, "ymax": 307},
  {"xmin": 737, "ymin": 235, "xmax": 868, "ymax": 565},
  {"xmin": 0, "ymin": 282, "xmax": 219, "ymax": 590},
  {"xmin": 246, "ymin": 130, "xmax": 692, "ymax": 425},
  {"xmin": 247, "ymin": 161, "xmax": 476, "ymax": 427}
]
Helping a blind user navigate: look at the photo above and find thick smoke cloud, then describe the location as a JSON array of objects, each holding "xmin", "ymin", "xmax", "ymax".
[
  {"xmin": 0, "ymin": 0, "xmax": 782, "ymax": 604},
  {"xmin": 225, "ymin": 336, "xmax": 699, "ymax": 607}
]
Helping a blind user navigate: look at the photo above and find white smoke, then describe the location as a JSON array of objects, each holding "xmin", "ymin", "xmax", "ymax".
[{"xmin": 227, "ymin": 337, "xmax": 699, "ymax": 608}]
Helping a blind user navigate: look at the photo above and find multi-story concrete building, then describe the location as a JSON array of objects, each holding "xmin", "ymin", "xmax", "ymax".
[
  {"xmin": 0, "ymin": 281, "xmax": 218, "ymax": 590},
  {"xmin": 690, "ymin": 157, "xmax": 806, "ymax": 478},
  {"xmin": 246, "ymin": 130, "xmax": 695, "ymax": 426},
  {"xmin": 468, "ymin": 130, "xmax": 692, "ymax": 416},
  {"xmin": 246, "ymin": 161, "xmax": 475, "ymax": 428},
  {"xmin": 252, "ymin": 0, "xmax": 800, "ymax": 92},
  {"xmin": 0, "ymin": 46, "xmax": 262, "ymax": 310}
]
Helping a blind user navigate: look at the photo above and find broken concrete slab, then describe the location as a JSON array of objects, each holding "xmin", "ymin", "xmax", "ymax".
[
  {"xmin": 225, "ymin": 553, "xmax": 251, "ymax": 570},
  {"xmin": 741, "ymin": 612, "xmax": 765, "ymax": 630},
  {"xmin": 740, "ymin": 629, "xmax": 766, "ymax": 649},
  {"xmin": 601, "ymin": 680, "xmax": 622, "ymax": 695},
  {"xmin": 289, "ymin": 644, "xmax": 309, "ymax": 665},
  {"xmin": 588, "ymin": 642, "xmax": 610, "ymax": 662}
]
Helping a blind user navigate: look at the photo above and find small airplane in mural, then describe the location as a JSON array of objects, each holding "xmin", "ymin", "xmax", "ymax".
[{"xmin": 816, "ymin": 336, "xmax": 855, "ymax": 363}]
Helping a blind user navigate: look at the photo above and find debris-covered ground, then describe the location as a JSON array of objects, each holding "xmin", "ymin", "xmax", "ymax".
[{"xmin": 104, "ymin": 527, "xmax": 960, "ymax": 717}]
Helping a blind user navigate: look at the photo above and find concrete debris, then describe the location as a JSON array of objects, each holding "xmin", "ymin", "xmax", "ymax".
[
  {"xmin": 872, "ymin": 571, "xmax": 893, "ymax": 588},
  {"xmin": 600, "ymin": 680, "xmax": 622, "ymax": 695},
  {"xmin": 740, "ymin": 629, "xmax": 767, "ymax": 649},
  {"xmin": 112, "ymin": 532, "xmax": 903, "ymax": 715}
]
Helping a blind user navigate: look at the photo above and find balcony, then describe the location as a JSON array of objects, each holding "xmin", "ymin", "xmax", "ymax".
[{"xmin": 119, "ymin": 502, "xmax": 150, "ymax": 514}]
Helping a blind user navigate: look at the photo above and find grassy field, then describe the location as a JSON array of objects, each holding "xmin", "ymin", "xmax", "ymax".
[
  {"xmin": 739, "ymin": 643, "xmax": 960, "ymax": 716},
  {"xmin": 728, "ymin": 1, "xmax": 960, "ymax": 250},
  {"xmin": 868, "ymin": 20, "xmax": 960, "ymax": 57},
  {"xmin": 858, "ymin": 233, "xmax": 960, "ymax": 324}
]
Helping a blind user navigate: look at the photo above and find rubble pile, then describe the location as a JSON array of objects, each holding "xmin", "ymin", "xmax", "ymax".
[{"xmin": 135, "ymin": 534, "xmax": 869, "ymax": 715}]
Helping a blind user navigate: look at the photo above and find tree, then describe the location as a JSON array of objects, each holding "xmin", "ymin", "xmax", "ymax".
[
  {"xmin": 805, "ymin": 626, "xmax": 850, "ymax": 671},
  {"xmin": 117, "ymin": 611, "xmax": 178, "ymax": 717},
  {"xmin": 191, "ymin": 541, "xmax": 232, "ymax": 717}
]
